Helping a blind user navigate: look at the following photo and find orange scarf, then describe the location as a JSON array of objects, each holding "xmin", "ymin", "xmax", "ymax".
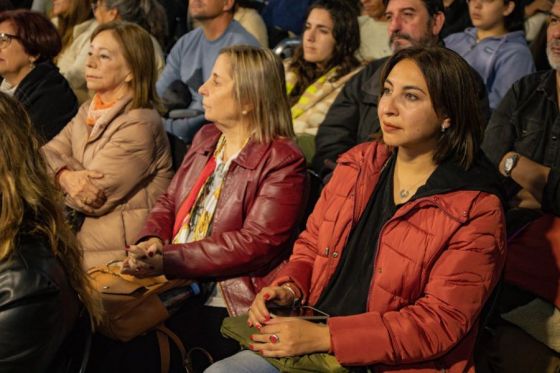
[{"xmin": 86, "ymin": 94, "xmax": 118, "ymax": 126}]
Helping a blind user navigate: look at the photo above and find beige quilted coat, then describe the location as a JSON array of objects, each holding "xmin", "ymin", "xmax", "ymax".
[{"xmin": 42, "ymin": 97, "xmax": 173, "ymax": 268}]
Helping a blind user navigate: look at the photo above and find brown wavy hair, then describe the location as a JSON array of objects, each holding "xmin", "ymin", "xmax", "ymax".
[
  {"xmin": 53, "ymin": 0, "xmax": 92, "ymax": 53},
  {"xmin": 288, "ymin": 0, "xmax": 361, "ymax": 106},
  {"xmin": 0, "ymin": 93, "xmax": 102, "ymax": 322}
]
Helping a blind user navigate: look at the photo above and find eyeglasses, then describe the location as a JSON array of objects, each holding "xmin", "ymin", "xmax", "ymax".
[{"xmin": 0, "ymin": 33, "xmax": 20, "ymax": 49}]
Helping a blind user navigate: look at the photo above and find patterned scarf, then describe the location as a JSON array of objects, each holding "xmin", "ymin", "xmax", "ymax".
[
  {"xmin": 286, "ymin": 67, "xmax": 338, "ymax": 119},
  {"xmin": 173, "ymin": 135, "xmax": 247, "ymax": 244}
]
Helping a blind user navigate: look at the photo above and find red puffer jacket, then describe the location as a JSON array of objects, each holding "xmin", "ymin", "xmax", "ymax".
[
  {"xmin": 273, "ymin": 142, "xmax": 506, "ymax": 372},
  {"xmin": 138, "ymin": 124, "xmax": 307, "ymax": 316}
]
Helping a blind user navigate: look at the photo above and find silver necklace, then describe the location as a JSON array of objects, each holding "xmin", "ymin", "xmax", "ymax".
[{"xmin": 399, "ymin": 189, "xmax": 410, "ymax": 199}]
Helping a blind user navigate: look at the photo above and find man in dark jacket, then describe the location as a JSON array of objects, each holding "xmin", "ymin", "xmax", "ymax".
[
  {"xmin": 311, "ymin": 0, "xmax": 489, "ymax": 178},
  {"xmin": 476, "ymin": 3, "xmax": 560, "ymax": 370}
]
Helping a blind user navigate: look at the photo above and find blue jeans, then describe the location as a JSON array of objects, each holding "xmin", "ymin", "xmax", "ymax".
[{"xmin": 204, "ymin": 350, "xmax": 279, "ymax": 373}]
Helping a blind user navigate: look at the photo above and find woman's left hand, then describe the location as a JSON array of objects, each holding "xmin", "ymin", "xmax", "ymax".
[
  {"xmin": 249, "ymin": 317, "xmax": 331, "ymax": 358},
  {"xmin": 121, "ymin": 240, "xmax": 164, "ymax": 278}
]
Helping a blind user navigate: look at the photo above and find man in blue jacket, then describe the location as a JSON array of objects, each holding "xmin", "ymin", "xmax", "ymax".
[{"xmin": 157, "ymin": 0, "xmax": 259, "ymax": 144}]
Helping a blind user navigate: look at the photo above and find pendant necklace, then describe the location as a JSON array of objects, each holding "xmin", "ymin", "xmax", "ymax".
[{"xmin": 399, "ymin": 189, "xmax": 410, "ymax": 199}]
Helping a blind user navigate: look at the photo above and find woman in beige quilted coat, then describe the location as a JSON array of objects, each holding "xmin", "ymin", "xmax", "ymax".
[{"xmin": 42, "ymin": 21, "xmax": 172, "ymax": 268}]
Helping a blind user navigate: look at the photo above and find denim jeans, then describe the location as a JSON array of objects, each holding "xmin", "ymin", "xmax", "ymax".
[{"xmin": 204, "ymin": 350, "xmax": 279, "ymax": 373}]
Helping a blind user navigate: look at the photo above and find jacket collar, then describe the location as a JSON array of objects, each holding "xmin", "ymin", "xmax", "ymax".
[
  {"xmin": 339, "ymin": 142, "xmax": 505, "ymax": 222},
  {"xmin": 536, "ymin": 69, "xmax": 557, "ymax": 104},
  {"xmin": 194, "ymin": 124, "xmax": 272, "ymax": 170},
  {"xmin": 87, "ymin": 95, "xmax": 132, "ymax": 142},
  {"xmin": 361, "ymin": 57, "xmax": 389, "ymax": 103}
]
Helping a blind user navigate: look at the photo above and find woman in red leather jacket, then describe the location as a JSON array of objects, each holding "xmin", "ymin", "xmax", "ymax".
[
  {"xmin": 208, "ymin": 47, "xmax": 507, "ymax": 373},
  {"xmin": 109, "ymin": 45, "xmax": 307, "ymax": 372}
]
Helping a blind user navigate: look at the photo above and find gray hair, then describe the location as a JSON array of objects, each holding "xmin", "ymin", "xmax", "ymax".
[{"xmin": 104, "ymin": 0, "xmax": 168, "ymax": 46}]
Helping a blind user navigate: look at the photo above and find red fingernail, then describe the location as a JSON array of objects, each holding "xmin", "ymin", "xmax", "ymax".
[
  {"xmin": 256, "ymin": 323, "xmax": 262, "ymax": 330},
  {"xmin": 250, "ymin": 335, "xmax": 254, "ymax": 341},
  {"xmin": 247, "ymin": 320, "xmax": 252, "ymax": 327},
  {"xmin": 265, "ymin": 314, "xmax": 270, "ymax": 321},
  {"xmin": 263, "ymin": 293, "xmax": 270, "ymax": 300},
  {"xmin": 249, "ymin": 344, "xmax": 254, "ymax": 350}
]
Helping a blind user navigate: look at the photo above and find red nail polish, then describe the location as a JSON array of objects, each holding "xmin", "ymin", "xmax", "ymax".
[
  {"xmin": 247, "ymin": 320, "xmax": 252, "ymax": 327},
  {"xmin": 265, "ymin": 314, "xmax": 270, "ymax": 321},
  {"xmin": 249, "ymin": 344, "xmax": 254, "ymax": 350},
  {"xmin": 250, "ymin": 335, "xmax": 254, "ymax": 341},
  {"xmin": 256, "ymin": 323, "xmax": 262, "ymax": 330},
  {"xmin": 263, "ymin": 293, "xmax": 270, "ymax": 300}
]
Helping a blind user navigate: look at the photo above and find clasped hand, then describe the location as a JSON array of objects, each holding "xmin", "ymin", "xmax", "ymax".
[
  {"xmin": 121, "ymin": 237, "xmax": 164, "ymax": 278},
  {"xmin": 59, "ymin": 169, "xmax": 106, "ymax": 213},
  {"xmin": 246, "ymin": 286, "xmax": 331, "ymax": 358}
]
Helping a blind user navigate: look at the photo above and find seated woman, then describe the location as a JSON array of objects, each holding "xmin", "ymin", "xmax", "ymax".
[
  {"xmin": 286, "ymin": 0, "xmax": 362, "ymax": 137},
  {"xmin": 207, "ymin": 46, "xmax": 507, "ymax": 372},
  {"xmin": 0, "ymin": 10, "xmax": 78, "ymax": 143},
  {"xmin": 115, "ymin": 45, "xmax": 307, "ymax": 372},
  {"xmin": 444, "ymin": 0, "xmax": 535, "ymax": 110},
  {"xmin": 52, "ymin": 0, "xmax": 97, "ymax": 103},
  {"xmin": 42, "ymin": 21, "xmax": 173, "ymax": 268},
  {"xmin": 0, "ymin": 92, "xmax": 101, "ymax": 373},
  {"xmin": 91, "ymin": 0, "xmax": 167, "ymax": 75}
]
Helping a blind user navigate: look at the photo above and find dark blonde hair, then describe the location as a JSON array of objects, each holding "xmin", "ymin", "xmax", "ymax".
[
  {"xmin": 91, "ymin": 21, "xmax": 162, "ymax": 112},
  {"xmin": 54, "ymin": 0, "xmax": 92, "ymax": 53},
  {"xmin": 380, "ymin": 46, "xmax": 484, "ymax": 169},
  {"xmin": 219, "ymin": 45, "xmax": 294, "ymax": 143},
  {"xmin": 0, "ymin": 93, "xmax": 102, "ymax": 322}
]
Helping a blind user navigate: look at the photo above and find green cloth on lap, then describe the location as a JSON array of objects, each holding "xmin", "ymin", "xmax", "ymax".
[{"xmin": 221, "ymin": 314, "xmax": 349, "ymax": 373}]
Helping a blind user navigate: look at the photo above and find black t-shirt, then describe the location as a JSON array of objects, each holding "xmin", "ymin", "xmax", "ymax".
[{"xmin": 314, "ymin": 156, "xmax": 397, "ymax": 317}]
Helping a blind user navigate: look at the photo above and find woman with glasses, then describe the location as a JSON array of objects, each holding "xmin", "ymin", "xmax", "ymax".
[
  {"xmin": 52, "ymin": 0, "xmax": 96, "ymax": 103},
  {"xmin": 42, "ymin": 21, "xmax": 173, "ymax": 268},
  {"xmin": 444, "ymin": 0, "xmax": 535, "ymax": 110},
  {"xmin": 0, "ymin": 10, "xmax": 78, "ymax": 143}
]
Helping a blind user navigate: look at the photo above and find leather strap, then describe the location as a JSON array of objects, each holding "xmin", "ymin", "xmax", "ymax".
[
  {"xmin": 156, "ymin": 325, "xmax": 189, "ymax": 373},
  {"xmin": 156, "ymin": 329, "xmax": 170, "ymax": 373}
]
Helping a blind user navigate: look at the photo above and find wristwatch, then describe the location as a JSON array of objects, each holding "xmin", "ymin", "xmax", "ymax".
[{"xmin": 503, "ymin": 153, "xmax": 520, "ymax": 177}]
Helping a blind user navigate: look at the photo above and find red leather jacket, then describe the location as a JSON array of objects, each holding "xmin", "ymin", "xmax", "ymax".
[
  {"xmin": 273, "ymin": 142, "xmax": 506, "ymax": 372},
  {"xmin": 138, "ymin": 124, "xmax": 307, "ymax": 316}
]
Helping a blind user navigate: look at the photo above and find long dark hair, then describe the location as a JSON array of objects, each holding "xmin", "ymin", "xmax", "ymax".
[
  {"xmin": 288, "ymin": 0, "xmax": 360, "ymax": 105},
  {"xmin": 380, "ymin": 46, "xmax": 484, "ymax": 169},
  {"xmin": 0, "ymin": 92, "xmax": 102, "ymax": 322}
]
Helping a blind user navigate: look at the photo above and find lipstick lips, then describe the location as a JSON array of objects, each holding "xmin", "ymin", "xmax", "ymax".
[{"xmin": 382, "ymin": 122, "xmax": 401, "ymax": 133}]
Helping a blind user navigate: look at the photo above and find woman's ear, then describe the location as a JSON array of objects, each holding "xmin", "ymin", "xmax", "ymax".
[
  {"xmin": 503, "ymin": 1, "xmax": 515, "ymax": 17},
  {"xmin": 124, "ymin": 71, "xmax": 133, "ymax": 83},
  {"xmin": 109, "ymin": 8, "xmax": 119, "ymax": 21},
  {"xmin": 241, "ymin": 103, "xmax": 253, "ymax": 115},
  {"xmin": 442, "ymin": 117, "xmax": 451, "ymax": 130}
]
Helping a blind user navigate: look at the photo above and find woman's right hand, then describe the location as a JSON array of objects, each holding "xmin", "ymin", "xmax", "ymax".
[
  {"xmin": 58, "ymin": 169, "xmax": 106, "ymax": 212},
  {"xmin": 248, "ymin": 286, "xmax": 294, "ymax": 328}
]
